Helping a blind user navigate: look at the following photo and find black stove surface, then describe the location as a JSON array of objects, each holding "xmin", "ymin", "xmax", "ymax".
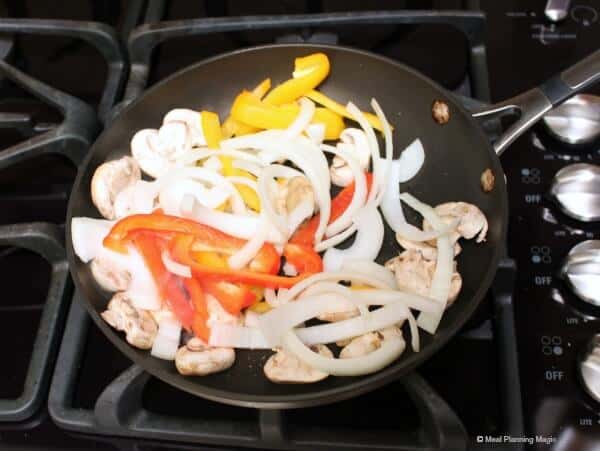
[{"xmin": 0, "ymin": 1, "xmax": 598, "ymax": 450}]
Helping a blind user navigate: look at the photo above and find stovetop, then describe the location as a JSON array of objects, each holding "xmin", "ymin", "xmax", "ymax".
[{"xmin": 0, "ymin": 1, "xmax": 598, "ymax": 450}]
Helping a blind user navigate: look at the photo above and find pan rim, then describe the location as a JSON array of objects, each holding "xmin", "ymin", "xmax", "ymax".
[{"xmin": 66, "ymin": 43, "xmax": 508, "ymax": 409}]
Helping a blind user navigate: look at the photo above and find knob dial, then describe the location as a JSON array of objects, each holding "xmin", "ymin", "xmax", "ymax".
[
  {"xmin": 560, "ymin": 240, "xmax": 600, "ymax": 306},
  {"xmin": 549, "ymin": 163, "xmax": 600, "ymax": 222},
  {"xmin": 542, "ymin": 94, "xmax": 600, "ymax": 145},
  {"xmin": 579, "ymin": 335, "xmax": 600, "ymax": 403},
  {"xmin": 545, "ymin": 0, "xmax": 571, "ymax": 22}
]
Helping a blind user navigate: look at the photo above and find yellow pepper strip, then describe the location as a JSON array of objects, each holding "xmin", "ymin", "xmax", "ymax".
[
  {"xmin": 219, "ymin": 155, "xmax": 261, "ymax": 211},
  {"xmin": 263, "ymin": 53, "xmax": 330, "ymax": 105},
  {"xmin": 250, "ymin": 300, "xmax": 272, "ymax": 313},
  {"xmin": 305, "ymin": 89, "xmax": 387, "ymax": 132},
  {"xmin": 200, "ymin": 111, "xmax": 222, "ymax": 148},
  {"xmin": 221, "ymin": 78, "xmax": 271, "ymax": 138},
  {"xmin": 231, "ymin": 91, "xmax": 344, "ymax": 140},
  {"xmin": 350, "ymin": 284, "xmax": 373, "ymax": 290}
]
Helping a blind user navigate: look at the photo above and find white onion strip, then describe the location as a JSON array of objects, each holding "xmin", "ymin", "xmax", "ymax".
[
  {"xmin": 314, "ymin": 224, "xmax": 357, "ymax": 252},
  {"xmin": 346, "ymin": 102, "xmax": 380, "ymax": 204},
  {"xmin": 227, "ymin": 215, "xmax": 269, "ymax": 269},
  {"xmin": 258, "ymin": 165, "xmax": 297, "ymax": 236},
  {"xmin": 232, "ymin": 159, "xmax": 264, "ymax": 176},
  {"xmin": 321, "ymin": 144, "xmax": 367, "ymax": 237},
  {"xmin": 399, "ymin": 193, "xmax": 454, "ymax": 334},
  {"xmin": 282, "ymin": 329, "xmax": 406, "ymax": 376},
  {"xmin": 370, "ymin": 99, "xmax": 393, "ymax": 206},
  {"xmin": 323, "ymin": 205, "xmax": 384, "ymax": 272},
  {"xmin": 283, "ymin": 97, "xmax": 315, "ymax": 140},
  {"xmin": 339, "ymin": 260, "xmax": 397, "ymax": 289},
  {"xmin": 161, "ymin": 250, "xmax": 191, "ymax": 278}
]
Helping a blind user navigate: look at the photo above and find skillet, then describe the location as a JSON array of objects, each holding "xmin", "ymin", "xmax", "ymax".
[{"xmin": 66, "ymin": 44, "xmax": 600, "ymax": 408}]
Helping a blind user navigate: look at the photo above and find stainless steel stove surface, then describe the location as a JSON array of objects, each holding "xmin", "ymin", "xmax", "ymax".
[{"xmin": 0, "ymin": 1, "xmax": 598, "ymax": 450}]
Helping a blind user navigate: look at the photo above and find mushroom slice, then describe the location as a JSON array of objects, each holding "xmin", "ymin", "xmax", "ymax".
[
  {"xmin": 330, "ymin": 128, "xmax": 370, "ymax": 187},
  {"xmin": 285, "ymin": 176, "xmax": 315, "ymax": 214},
  {"xmin": 90, "ymin": 257, "xmax": 131, "ymax": 292},
  {"xmin": 396, "ymin": 236, "xmax": 461, "ymax": 261},
  {"xmin": 101, "ymin": 293, "xmax": 158, "ymax": 350},
  {"xmin": 175, "ymin": 338, "xmax": 235, "ymax": 376},
  {"xmin": 91, "ymin": 156, "xmax": 141, "ymax": 219},
  {"xmin": 386, "ymin": 250, "xmax": 462, "ymax": 306},
  {"xmin": 163, "ymin": 109, "xmax": 206, "ymax": 147},
  {"xmin": 317, "ymin": 308, "xmax": 359, "ymax": 322},
  {"xmin": 423, "ymin": 202, "xmax": 488, "ymax": 243},
  {"xmin": 264, "ymin": 344, "xmax": 333, "ymax": 383},
  {"xmin": 339, "ymin": 332, "xmax": 381, "ymax": 359}
]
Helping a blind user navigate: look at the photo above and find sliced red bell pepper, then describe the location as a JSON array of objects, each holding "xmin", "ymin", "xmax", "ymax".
[
  {"xmin": 290, "ymin": 172, "xmax": 374, "ymax": 246},
  {"xmin": 283, "ymin": 243, "xmax": 323, "ymax": 274},
  {"xmin": 201, "ymin": 279, "xmax": 256, "ymax": 316},
  {"xmin": 164, "ymin": 275, "xmax": 195, "ymax": 331},
  {"xmin": 104, "ymin": 213, "xmax": 280, "ymax": 275},
  {"xmin": 170, "ymin": 234, "xmax": 309, "ymax": 289},
  {"xmin": 183, "ymin": 277, "xmax": 210, "ymax": 342}
]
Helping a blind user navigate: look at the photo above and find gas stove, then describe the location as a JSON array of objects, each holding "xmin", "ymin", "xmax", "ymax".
[{"xmin": 0, "ymin": 1, "xmax": 598, "ymax": 450}]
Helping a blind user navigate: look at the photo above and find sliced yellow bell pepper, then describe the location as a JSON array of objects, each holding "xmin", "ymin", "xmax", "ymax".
[
  {"xmin": 200, "ymin": 111, "xmax": 222, "ymax": 148},
  {"xmin": 219, "ymin": 155, "xmax": 261, "ymax": 212},
  {"xmin": 231, "ymin": 91, "xmax": 344, "ymax": 140},
  {"xmin": 221, "ymin": 78, "xmax": 271, "ymax": 138},
  {"xmin": 263, "ymin": 53, "xmax": 330, "ymax": 106},
  {"xmin": 249, "ymin": 300, "xmax": 272, "ymax": 313},
  {"xmin": 305, "ymin": 89, "xmax": 387, "ymax": 132}
]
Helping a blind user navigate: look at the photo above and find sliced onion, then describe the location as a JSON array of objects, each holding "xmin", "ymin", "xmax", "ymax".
[
  {"xmin": 287, "ymin": 198, "xmax": 314, "ymax": 235},
  {"xmin": 151, "ymin": 317, "xmax": 182, "ymax": 360},
  {"xmin": 283, "ymin": 97, "xmax": 315, "ymax": 140},
  {"xmin": 346, "ymin": 102, "xmax": 381, "ymax": 204},
  {"xmin": 71, "ymin": 217, "xmax": 115, "ymax": 263},
  {"xmin": 371, "ymin": 99, "xmax": 393, "ymax": 206},
  {"xmin": 159, "ymin": 178, "xmax": 229, "ymax": 215},
  {"xmin": 226, "ymin": 176, "xmax": 258, "ymax": 193},
  {"xmin": 257, "ymin": 165, "xmax": 295, "ymax": 236},
  {"xmin": 227, "ymin": 215, "xmax": 269, "ymax": 269},
  {"xmin": 295, "ymin": 300, "xmax": 410, "ymax": 345},
  {"xmin": 278, "ymin": 271, "xmax": 391, "ymax": 304},
  {"xmin": 397, "ymin": 139, "xmax": 425, "ymax": 182},
  {"xmin": 305, "ymin": 123, "xmax": 325, "ymax": 144},
  {"xmin": 282, "ymin": 262, "xmax": 298, "ymax": 276},
  {"xmin": 209, "ymin": 324, "xmax": 270, "ymax": 349},
  {"xmin": 321, "ymin": 144, "xmax": 367, "ymax": 236},
  {"xmin": 202, "ymin": 155, "xmax": 222, "ymax": 171},
  {"xmin": 232, "ymin": 159, "xmax": 264, "ymax": 176},
  {"xmin": 264, "ymin": 288, "xmax": 277, "ymax": 306},
  {"xmin": 181, "ymin": 196, "xmax": 285, "ymax": 243},
  {"xmin": 323, "ymin": 205, "xmax": 383, "ymax": 272},
  {"xmin": 282, "ymin": 329, "xmax": 405, "ymax": 376},
  {"xmin": 314, "ymin": 224, "xmax": 357, "ymax": 252},
  {"xmin": 399, "ymin": 193, "xmax": 454, "ymax": 334},
  {"xmin": 339, "ymin": 260, "xmax": 397, "ymax": 289},
  {"xmin": 161, "ymin": 250, "xmax": 191, "ymax": 278}
]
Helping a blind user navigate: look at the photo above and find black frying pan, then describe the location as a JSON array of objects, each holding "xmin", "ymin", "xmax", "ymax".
[{"xmin": 66, "ymin": 44, "xmax": 600, "ymax": 408}]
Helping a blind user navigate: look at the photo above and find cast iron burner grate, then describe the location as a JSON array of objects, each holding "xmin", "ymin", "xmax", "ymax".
[{"xmin": 48, "ymin": 7, "xmax": 523, "ymax": 451}]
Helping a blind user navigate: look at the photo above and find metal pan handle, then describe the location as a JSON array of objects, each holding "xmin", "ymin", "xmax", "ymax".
[{"xmin": 473, "ymin": 48, "xmax": 600, "ymax": 155}]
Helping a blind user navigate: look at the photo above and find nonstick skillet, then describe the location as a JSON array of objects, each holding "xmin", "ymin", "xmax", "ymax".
[{"xmin": 66, "ymin": 44, "xmax": 600, "ymax": 408}]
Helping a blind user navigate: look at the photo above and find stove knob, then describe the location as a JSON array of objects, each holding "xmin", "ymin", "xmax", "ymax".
[
  {"xmin": 545, "ymin": 0, "xmax": 571, "ymax": 22},
  {"xmin": 549, "ymin": 163, "xmax": 600, "ymax": 222},
  {"xmin": 542, "ymin": 94, "xmax": 600, "ymax": 145},
  {"xmin": 560, "ymin": 240, "xmax": 600, "ymax": 306},
  {"xmin": 578, "ymin": 335, "xmax": 600, "ymax": 403}
]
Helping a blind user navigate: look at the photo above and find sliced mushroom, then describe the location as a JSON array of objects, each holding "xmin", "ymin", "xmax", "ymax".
[
  {"xmin": 101, "ymin": 293, "xmax": 158, "ymax": 349},
  {"xmin": 91, "ymin": 156, "xmax": 141, "ymax": 219},
  {"xmin": 423, "ymin": 202, "xmax": 488, "ymax": 243},
  {"xmin": 339, "ymin": 332, "xmax": 381, "ymax": 359},
  {"xmin": 90, "ymin": 256, "xmax": 131, "ymax": 292},
  {"xmin": 130, "ymin": 122, "xmax": 191, "ymax": 179},
  {"xmin": 330, "ymin": 128, "xmax": 370, "ymax": 187},
  {"xmin": 386, "ymin": 250, "xmax": 462, "ymax": 306},
  {"xmin": 163, "ymin": 109, "xmax": 206, "ymax": 147},
  {"xmin": 175, "ymin": 338, "xmax": 235, "ymax": 376},
  {"xmin": 396, "ymin": 236, "xmax": 461, "ymax": 261},
  {"xmin": 317, "ymin": 308, "xmax": 360, "ymax": 322},
  {"xmin": 264, "ymin": 345, "xmax": 333, "ymax": 383},
  {"xmin": 285, "ymin": 176, "xmax": 315, "ymax": 214}
]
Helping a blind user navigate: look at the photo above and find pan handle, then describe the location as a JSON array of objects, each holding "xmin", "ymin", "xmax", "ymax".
[{"xmin": 473, "ymin": 48, "xmax": 600, "ymax": 155}]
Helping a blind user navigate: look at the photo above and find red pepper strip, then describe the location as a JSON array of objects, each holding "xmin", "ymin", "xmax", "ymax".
[
  {"xmin": 131, "ymin": 232, "xmax": 195, "ymax": 331},
  {"xmin": 290, "ymin": 173, "xmax": 374, "ymax": 246},
  {"xmin": 164, "ymin": 276, "xmax": 195, "ymax": 331},
  {"xmin": 103, "ymin": 213, "xmax": 280, "ymax": 275},
  {"xmin": 171, "ymin": 234, "xmax": 309, "ymax": 289},
  {"xmin": 283, "ymin": 243, "xmax": 323, "ymax": 274},
  {"xmin": 183, "ymin": 277, "xmax": 210, "ymax": 342},
  {"xmin": 201, "ymin": 279, "xmax": 256, "ymax": 316}
]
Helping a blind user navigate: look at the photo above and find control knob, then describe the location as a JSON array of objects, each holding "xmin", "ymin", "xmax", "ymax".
[
  {"xmin": 578, "ymin": 335, "xmax": 600, "ymax": 403},
  {"xmin": 549, "ymin": 164, "xmax": 600, "ymax": 222},
  {"xmin": 542, "ymin": 94, "xmax": 600, "ymax": 145},
  {"xmin": 560, "ymin": 240, "xmax": 600, "ymax": 306}
]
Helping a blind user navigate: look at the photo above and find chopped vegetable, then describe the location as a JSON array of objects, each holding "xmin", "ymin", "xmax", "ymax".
[{"xmin": 200, "ymin": 111, "xmax": 222, "ymax": 149}]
